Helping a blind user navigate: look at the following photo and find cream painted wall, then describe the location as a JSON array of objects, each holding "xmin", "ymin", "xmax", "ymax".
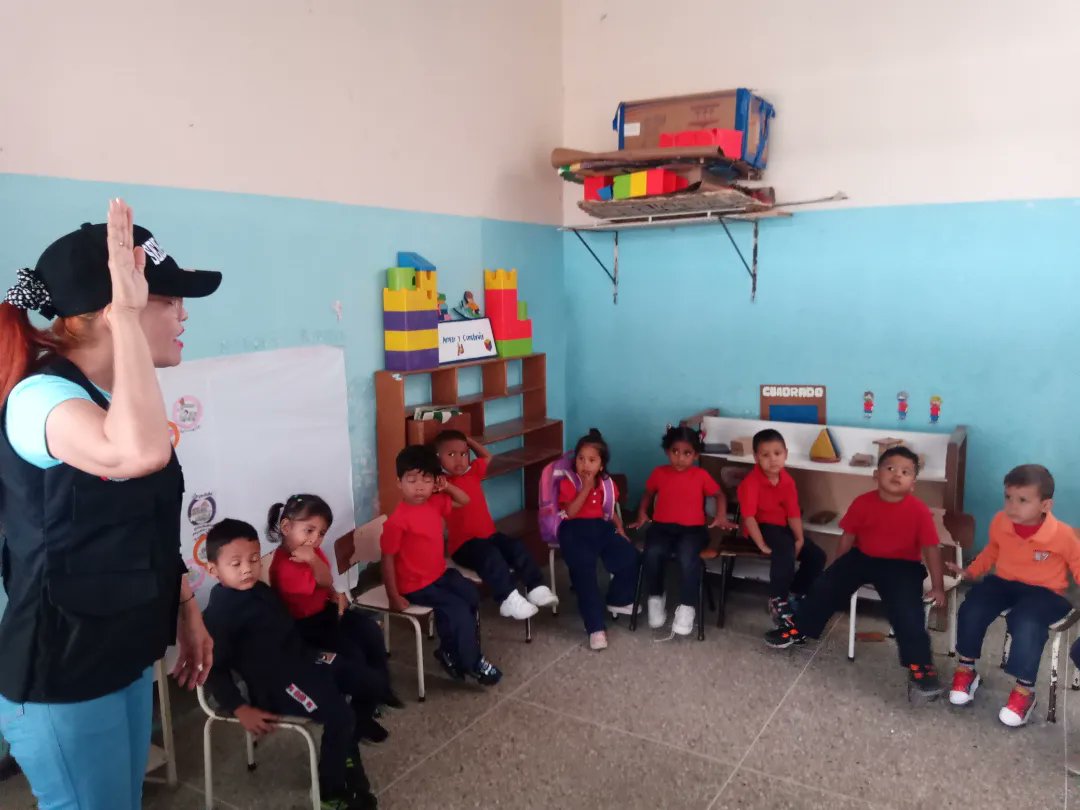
[
  {"xmin": 0, "ymin": 0, "xmax": 564, "ymax": 224},
  {"xmin": 561, "ymin": 0, "xmax": 1080, "ymax": 223}
]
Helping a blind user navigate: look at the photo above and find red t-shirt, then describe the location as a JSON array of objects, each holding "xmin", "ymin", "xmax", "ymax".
[
  {"xmin": 737, "ymin": 465, "xmax": 800, "ymax": 527},
  {"xmin": 380, "ymin": 494, "xmax": 452, "ymax": 594},
  {"xmin": 558, "ymin": 476, "xmax": 620, "ymax": 520},
  {"xmin": 445, "ymin": 457, "xmax": 497, "ymax": 555},
  {"xmin": 839, "ymin": 491, "xmax": 939, "ymax": 561},
  {"xmin": 270, "ymin": 545, "xmax": 334, "ymax": 620},
  {"xmin": 646, "ymin": 465, "xmax": 720, "ymax": 526}
]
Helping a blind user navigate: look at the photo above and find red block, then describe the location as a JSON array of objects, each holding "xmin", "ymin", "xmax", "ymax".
[
  {"xmin": 646, "ymin": 169, "xmax": 678, "ymax": 196},
  {"xmin": 484, "ymin": 288, "xmax": 518, "ymax": 321},
  {"xmin": 492, "ymin": 319, "xmax": 532, "ymax": 341},
  {"xmin": 659, "ymin": 133, "xmax": 675, "ymax": 148},
  {"xmin": 714, "ymin": 129, "xmax": 744, "ymax": 158},
  {"xmin": 584, "ymin": 176, "xmax": 612, "ymax": 202},
  {"xmin": 676, "ymin": 176, "xmax": 689, "ymax": 190},
  {"xmin": 674, "ymin": 131, "xmax": 696, "ymax": 147},
  {"xmin": 659, "ymin": 128, "xmax": 745, "ymax": 159}
]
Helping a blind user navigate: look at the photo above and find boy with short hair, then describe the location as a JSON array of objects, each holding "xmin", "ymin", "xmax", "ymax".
[
  {"xmin": 948, "ymin": 464, "xmax": 1080, "ymax": 726},
  {"xmin": 435, "ymin": 430, "xmax": 558, "ymax": 621},
  {"xmin": 381, "ymin": 444, "xmax": 503, "ymax": 685},
  {"xmin": 202, "ymin": 519, "xmax": 377, "ymax": 810},
  {"xmin": 765, "ymin": 447, "xmax": 948, "ymax": 699},
  {"xmin": 737, "ymin": 428, "xmax": 826, "ymax": 623}
]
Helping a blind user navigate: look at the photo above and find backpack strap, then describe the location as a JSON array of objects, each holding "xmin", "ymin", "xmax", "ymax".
[{"xmin": 600, "ymin": 476, "xmax": 616, "ymax": 521}]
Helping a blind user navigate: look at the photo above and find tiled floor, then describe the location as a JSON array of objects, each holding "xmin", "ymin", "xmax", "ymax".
[{"xmin": 2, "ymin": 577, "xmax": 1077, "ymax": 809}]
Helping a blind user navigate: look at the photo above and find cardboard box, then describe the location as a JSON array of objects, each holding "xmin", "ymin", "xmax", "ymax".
[
  {"xmin": 406, "ymin": 412, "xmax": 471, "ymax": 445},
  {"xmin": 614, "ymin": 89, "xmax": 774, "ymax": 169}
]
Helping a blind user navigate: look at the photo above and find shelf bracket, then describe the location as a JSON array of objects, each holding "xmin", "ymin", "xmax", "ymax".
[
  {"xmin": 571, "ymin": 229, "xmax": 619, "ymax": 304},
  {"xmin": 718, "ymin": 218, "xmax": 760, "ymax": 301}
]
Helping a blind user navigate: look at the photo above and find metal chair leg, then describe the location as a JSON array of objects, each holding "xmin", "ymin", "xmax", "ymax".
[
  {"xmin": 203, "ymin": 719, "xmax": 215, "ymax": 810},
  {"xmin": 697, "ymin": 571, "xmax": 705, "ymax": 641},
  {"xmin": 245, "ymin": 730, "xmax": 256, "ymax": 770},
  {"xmin": 548, "ymin": 546, "xmax": 559, "ymax": 614},
  {"xmin": 1049, "ymin": 631, "xmax": 1062, "ymax": 723},
  {"xmin": 403, "ymin": 614, "xmax": 426, "ymax": 701},
  {"xmin": 629, "ymin": 561, "xmax": 644, "ymax": 631},
  {"xmin": 716, "ymin": 557, "xmax": 731, "ymax": 629},
  {"xmin": 1001, "ymin": 630, "xmax": 1011, "ymax": 669},
  {"xmin": 848, "ymin": 591, "xmax": 858, "ymax": 662}
]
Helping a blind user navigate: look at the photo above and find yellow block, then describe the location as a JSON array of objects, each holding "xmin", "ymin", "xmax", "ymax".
[
  {"xmin": 414, "ymin": 270, "xmax": 438, "ymax": 297},
  {"xmin": 809, "ymin": 429, "xmax": 841, "ymax": 462},
  {"xmin": 629, "ymin": 171, "xmax": 648, "ymax": 198},
  {"xmin": 484, "ymin": 268, "xmax": 518, "ymax": 290},
  {"xmin": 384, "ymin": 329, "xmax": 438, "ymax": 352},
  {"xmin": 383, "ymin": 287, "xmax": 437, "ymax": 313}
]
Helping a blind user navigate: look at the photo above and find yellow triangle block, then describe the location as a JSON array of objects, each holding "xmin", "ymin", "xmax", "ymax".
[{"xmin": 810, "ymin": 429, "xmax": 841, "ymax": 462}]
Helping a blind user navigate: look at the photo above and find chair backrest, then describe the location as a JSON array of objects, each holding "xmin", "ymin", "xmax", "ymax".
[{"xmin": 333, "ymin": 515, "xmax": 388, "ymax": 575}]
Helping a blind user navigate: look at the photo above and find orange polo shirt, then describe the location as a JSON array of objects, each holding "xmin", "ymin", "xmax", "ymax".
[{"xmin": 966, "ymin": 511, "xmax": 1080, "ymax": 594}]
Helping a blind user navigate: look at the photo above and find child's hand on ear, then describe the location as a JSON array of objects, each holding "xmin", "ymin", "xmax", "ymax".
[
  {"xmin": 335, "ymin": 591, "xmax": 349, "ymax": 617},
  {"xmin": 433, "ymin": 475, "xmax": 447, "ymax": 493},
  {"xmin": 290, "ymin": 544, "xmax": 316, "ymax": 564}
]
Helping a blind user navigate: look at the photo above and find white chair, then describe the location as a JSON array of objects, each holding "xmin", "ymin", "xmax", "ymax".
[
  {"xmin": 333, "ymin": 515, "xmax": 435, "ymax": 701},
  {"xmin": 143, "ymin": 659, "xmax": 177, "ymax": 788},
  {"xmin": 999, "ymin": 607, "xmax": 1080, "ymax": 723},
  {"xmin": 196, "ymin": 683, "xmax": 321, "ymax": 810},
  {"xmin": 446, "ymin": 559, "xmax": 532, "ymax": 642},
  {"xmin": 847, "ymin": 510, "xmax": 970, "ymax": 661}
]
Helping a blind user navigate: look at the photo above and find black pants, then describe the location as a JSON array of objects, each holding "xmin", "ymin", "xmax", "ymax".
[
  {"xmin": 295, "ymin": 605, "xmax": 392, "ymax": 707},
  {"xmin": 643, "ymin": 523, "xmax": 707, "ymax": 607},
  {"xmin": 795, "ymin": 548, "xmax": 932, "ymax": 667},
  {"xmin": 452, "ymin": 532, "xmax": 544, "ymax": 604},
  {"xmin": 760, "ymin": 523, "xmax": 826, "ymax": 600},
  {"xmin": 405, "ymin": 569, "xmax": 481, "ymax": 671},
  {"xmin": 261, "ymin": 654, "xmax": 372, "ymax": 796}
]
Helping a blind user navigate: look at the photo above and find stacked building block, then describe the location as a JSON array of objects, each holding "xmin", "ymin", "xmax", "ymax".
[
  {"xmin": 484, "ymin": 269, "xmax": 533, "ymax": 358},
  {"xmin": 383, "ymin": 252, "xmax": 439, "ymax": 370}
]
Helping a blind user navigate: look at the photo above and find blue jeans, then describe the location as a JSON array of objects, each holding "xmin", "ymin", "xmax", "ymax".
[
  {"xmin": 452, "ymin": 533, "xmax": 544, "ymax": 604},
  {"xmin": 956, "ymin": 575, "xmax": 1072, "ymax": 684},
  {"xmin": 405, "ymin": 569, "xmax": 482, "ymax": 671},
  {"xmin": 0, "ymin": 667, "xmax": 153, "ymax": 810},
  {"xmin": 558, "ymin": 518, "xmax": 641, "ymax": 634},
  {"xmin": 643, "ymin": 523, "xmax": 707, "ymax": 607}
]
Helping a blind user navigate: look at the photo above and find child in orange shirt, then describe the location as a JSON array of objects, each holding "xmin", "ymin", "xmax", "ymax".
[{"xmin": 948, "ymin": 464, "xmax": 1080, "ymax": 727}]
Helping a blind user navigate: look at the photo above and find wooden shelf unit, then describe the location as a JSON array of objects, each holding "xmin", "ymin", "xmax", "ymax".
[{"xmin": 375, "ymin": 354, "xmax": 563, "ymax": 523}]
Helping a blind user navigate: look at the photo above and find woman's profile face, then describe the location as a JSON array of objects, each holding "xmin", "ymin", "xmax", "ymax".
[{"xmin": 138, "ymin": 295, "xmax": 188, "ymax": 368}]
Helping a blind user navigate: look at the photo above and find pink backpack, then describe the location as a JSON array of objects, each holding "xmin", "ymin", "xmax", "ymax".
[{"xmin": 538, "ymin": 451, "xmax": 617, "ymax": 546}]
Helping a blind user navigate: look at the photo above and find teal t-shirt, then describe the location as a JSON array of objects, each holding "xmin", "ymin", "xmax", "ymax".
[{"xmin": 4, "ymin": 374, "xmax": 111, "ymax": 469}]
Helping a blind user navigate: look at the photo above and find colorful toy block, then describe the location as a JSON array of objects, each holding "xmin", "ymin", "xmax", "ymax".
[
  {"xmin": 646, "ymin": 169, "xmax": 679, "ymax": 195},
  {"xmin": 383, "ymin": 309, "xmax": 439, "ymax": 332},
  {"xmin": 483, "ymin": 268, "xmax": 533, "ymax": 358},
  {"xmin": 597, "ymin": 185, "xmax": 614, "ymax": 201},
  {"xmin": 385, "ymin": 349, "xmax": 439, "ymax": 371},
  {"xmin": 384, "ymin": 328, "xmax": 438, "ymax": 352},
  {"xmin": 613, "ymin": 174, "xmax": 632, "ymax": 200},
  {"xmin": 629, "ymin": 171, "xmax": 648, "ymax": 198},
  {"xmin": 386, "ymin": 266, "xmax": 417, "ymax": 291},
  {"xmin": 517, "ymin": 301, "xmax": 527, "ymax": 319},
  {"xmin": 659, "ymin": 128, "xmax": 744, "ymax": 158},
  {"xmin": 383, "ymin": 253, "xmax": 440, "ymax": 371},
  {"xmin": 494, "ymin": 337, "xmax": 533, "ymax": 359},
  {"xmin": 584, "ymin": 176, "xmax": 613, "ymax": 202},
  {"xmin": 396, "ymin": 252, "xmax": 435, "ymax": 271}
]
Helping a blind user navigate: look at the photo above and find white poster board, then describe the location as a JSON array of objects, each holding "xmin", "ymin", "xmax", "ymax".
[
  {"xmin": 157, "ymin": 346, "xmax": 356, "ymax": 606},
  {"xmin": 438, "ymin": 317, "xmax": 498, "ymax": 364}
]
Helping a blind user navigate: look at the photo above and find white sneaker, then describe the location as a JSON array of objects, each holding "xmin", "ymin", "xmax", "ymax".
[
  {"xmin": 526, "ymin": 585, "xmax": 559, "ymax": 609},
  {"xmin": 589, "ymin": 631, "xmax": 608, "ymax": 650},
  {"xmin": 647, "ymin": 596, "xmax": 667, "ymax": 629},
  {"xmin": 608, "ymin": 602, "xmax": 640, "ymax": 617},
  {"xmin": 499, "ymin": 590, "xmax": 539, "ymax": 620},
  {"xmin": 672, "ymin": 605, "xmax": 696, "ymax": 636}
]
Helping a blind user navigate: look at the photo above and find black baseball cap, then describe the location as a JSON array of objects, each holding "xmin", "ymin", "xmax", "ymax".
[{"xmin": 34, "ymin": 223, "xmax": 222, "ymax": 317}]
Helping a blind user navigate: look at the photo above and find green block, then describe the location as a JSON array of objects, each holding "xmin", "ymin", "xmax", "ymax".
[
  {"xmin": 496, "ymin": 337, "xmax": 533, "ymax": 358},
  {"xmin": 386, "ymin": 266, "xmax": 416, "ymax": 292},
  {"xmin": 613, "ymin": 174, "xmax": 632, "ymax": 200},
  {"xmin": 517, "ymin": 300, "xmax": 528, "ymax": 319}
]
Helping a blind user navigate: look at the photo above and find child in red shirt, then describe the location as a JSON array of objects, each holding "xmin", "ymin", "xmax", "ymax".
[
  {"xmin": 381, "ymin": 445, "xmax": 502, "ymax": 685},
  {"xmin": 737, "ymin": 429, "xmax": 825, "ymax": 624},
  {"xmin": 267, "ymin": 493, "xmax": 400, "ymax": 741},
  {"xmin": 630, "ymin": 425, "xmax": 735, "ymax": 636},
  {"xmin": 765, "ymin": 447, "xmax": 947, "ymax": 699},
  {"xmin": 435, "ymin": 430, "xmax": 558, "ymax": 621},
  {"xmin": 557, "ymin": 429, "xmax": 640, "ymax": 651},
  {"xmin": 948, "ymin": 464, "xmax": 1080, "ymax": 727}
]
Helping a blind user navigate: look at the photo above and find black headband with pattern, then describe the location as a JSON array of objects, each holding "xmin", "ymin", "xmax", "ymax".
[{"xmin": 4, "ymin": 268, "xmax": 56, "ymax": 319}]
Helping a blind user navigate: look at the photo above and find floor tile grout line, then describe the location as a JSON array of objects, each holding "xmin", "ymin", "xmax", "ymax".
[
  {"xmin": 736, "ymin": 764, "xmax": 879, "ymax": 809},
  {"xmin": 175, "ymin": 777, "xmax": 242, "ymax": 809},
  {"xmin": 374, "ymin": 637, "xmax": 584, "ymax": 797},
  {"xmin": 705, "ymin": 618, "xmax": 838, "ymax": 810}
]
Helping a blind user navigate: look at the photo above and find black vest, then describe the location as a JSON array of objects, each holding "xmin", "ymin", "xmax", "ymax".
[{"xmin": 0, "ymin": 359, "xmax": 185, "ymax": 703}]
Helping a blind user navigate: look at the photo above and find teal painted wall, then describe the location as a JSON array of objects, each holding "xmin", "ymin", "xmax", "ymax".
[
  {"xmin": 563, "ymin": 199, "xmax": 1080, "ymax": 547},
  {"xmin": 0, "ymin": 174, "xmax": 566, "ymax": 523}
]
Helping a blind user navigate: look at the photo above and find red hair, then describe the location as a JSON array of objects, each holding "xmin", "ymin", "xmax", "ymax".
[{"xmin": 0, "ymin": 303, "xmax": 99, "ymax": 404}]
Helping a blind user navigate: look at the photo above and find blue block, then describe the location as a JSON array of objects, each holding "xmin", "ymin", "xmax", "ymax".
[
  {"xmin": 597, "ymin": 185, "xmax": 613, "ymax": 201},
  {"xmin": 383, "ymin": 309, "xmax": 439, "ymax": 332},
  {"xmin": 396, "ymin": 252, "xmax": 435, "ymax": 271},
  {"xmin": 385, "ymin": 348, "xmax": 439, "ymax": 371}
]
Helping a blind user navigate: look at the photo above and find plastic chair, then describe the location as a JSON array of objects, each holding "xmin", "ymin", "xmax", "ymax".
[
  {"xmin": 196, "ymin": 684, "xmax": 321, "ymax": 810},
  {"xmin": 334, "ymin": 515, "xmax": 436, "ymax": 701},
  {"xmin": 999, "ymin": 607, "xmax": 1080, "ymax": 723},
  {"xmin": 700, "ymin": 464, "xmax": 765, "ymax": 628},
  {"xmin": 144, "ymin": 659, "xmax": 177, "ymax": 788}
]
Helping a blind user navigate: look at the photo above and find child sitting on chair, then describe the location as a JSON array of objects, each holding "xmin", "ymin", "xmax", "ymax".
[
  {"xmin": 765, "ymin": 447, "xmax": 947, "ymax": 699},
  {"xmin": 737, "ymin": 429, "xmax": 826, "ymax": 624},
  {"xmin": 435, "ymin": 430, "xmax": 558, "ymax": 620},
  {"xmin": 947, "ymin": 464, "xmax": 1080, "ymax": 727},
  {"xmin": 629, "ymin": 425, "xmax": 735, "ymax": 636},
  {"xmin": 381, "ymin": 445, "xmax": 503, "ymax": 685},
  {"xmin": 202, "ymin": 519, "xmax": 377, "ymax": 810},
  {"xmin": 267, "ymin": 493, "xmax": 402, "ymax": 720}
]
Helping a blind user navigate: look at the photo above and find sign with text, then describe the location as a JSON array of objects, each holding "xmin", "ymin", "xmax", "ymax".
[
  {"xmin": 760, "ymin": 384, "xmax": 828, "ymax": 424},
  {"xmin": 438, "ymin": 317, "xmax": 498, "ymax": 364}
]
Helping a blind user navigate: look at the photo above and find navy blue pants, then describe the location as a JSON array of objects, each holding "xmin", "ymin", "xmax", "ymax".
[
  {"xmin": 795, "ymin": 549, "xmax": 932, "ymax": 667},
  {"xmin": 405, "ymin": 569, "xmax": 481, "ymax": 671},
  {"xmin": 643, "ymin": 523, "xmax": 707, "ymax": 607},
  {"xmin": 957, "ymin": 574, "xmax": 1071, "ymax": 684},
  {"xmin": 295, "ymin": 605, "xmax": 392, "ymax": 707},
  {"xmin": 558, "ymin": 518, "xmax": 640, "ymax": 634},
  {"xmin": 452, "ymin": 532, "xmax": 544, "ymax": 604},
  {"xmin": 760, "ymin": 523, "xmax": 826, "ymax": 600}
]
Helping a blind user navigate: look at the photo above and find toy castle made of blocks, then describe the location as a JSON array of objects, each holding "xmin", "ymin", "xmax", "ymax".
[
  {"xmin": 483, "ymin": 268, "xmax": 533, "ymax": 358},
  {"xmin": 383, "ymin": 252, "xmax": 439, "ymax": 371}
]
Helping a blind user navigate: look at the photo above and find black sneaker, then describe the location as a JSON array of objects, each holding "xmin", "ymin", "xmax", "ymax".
[
  {"xmin": 764, "ymin": 623, "xmax": 805, "ymax": 648},
  {"xmin": 433, "ymin": 647, "xmax": 465, "ymax": 681},
  {"xmin": 358, "ymin": 715, "xmax": 389, "ymax": 744},
  {"xmin": 470, "ymin": 656, "xmax": 503, "ymax": 686},
  {"xmin": 908, "ymin": 664, "xmax": 944, "ymax": 701},
  {"xmin": 381, "ymin": 690, "xmax": 405, "ymax": 710}
]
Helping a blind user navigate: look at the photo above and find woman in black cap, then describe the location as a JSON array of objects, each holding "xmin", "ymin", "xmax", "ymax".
[{"xmin": 0, "ymin": 199, "xmax": 221, "ymax": 810}]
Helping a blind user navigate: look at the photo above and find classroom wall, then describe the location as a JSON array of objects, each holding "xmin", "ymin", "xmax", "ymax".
[
  {"xmin": 561, "ymin": 1, "xmax": 1080, "ymax": 544},
  {"xmin": 0, "ymin": 1, "xmax": 566, "ymax": 524}
]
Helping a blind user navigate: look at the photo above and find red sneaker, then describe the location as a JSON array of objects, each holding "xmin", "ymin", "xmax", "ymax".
[
  {"xmin": 948, "ymin": 667, "xmax": 980, "ymax": 706},
  {"xmin": 999, "ymin": 686, "xmax": 1036, "ymax": 727}
]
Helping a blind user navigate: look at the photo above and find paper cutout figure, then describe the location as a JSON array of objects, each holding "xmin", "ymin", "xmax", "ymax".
[
  {"xmin": 897, "ymin": 391, "xmax": 909, "ymax": 421},
  {"xmin": 929, "ymin": 395, "xmax": 942, "ymax": 424},
  {"xmin": 863, "ymin": 390, "xmax": 875, "ymax": 420}
]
